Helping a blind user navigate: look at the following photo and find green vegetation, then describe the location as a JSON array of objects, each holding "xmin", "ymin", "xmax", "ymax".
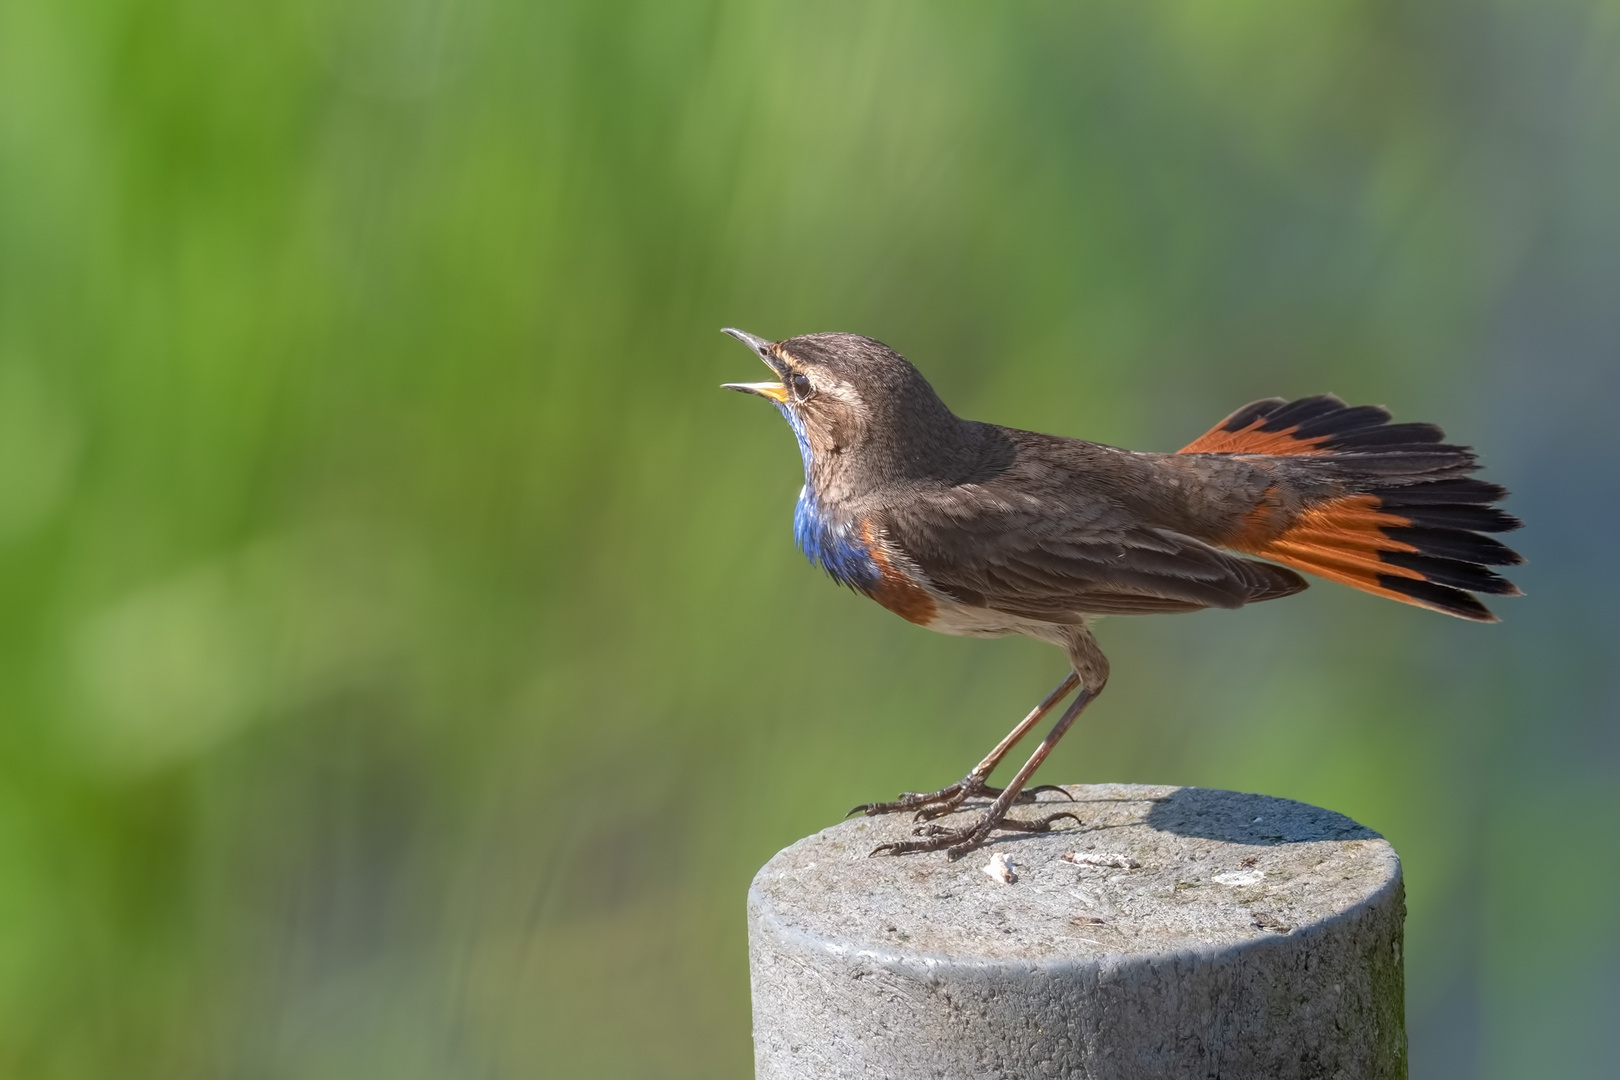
[{"xmin": 0, "ymin": 1, "xmax": 1613, "ymax": 1076}]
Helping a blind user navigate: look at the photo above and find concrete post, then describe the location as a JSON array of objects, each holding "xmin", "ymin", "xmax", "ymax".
[{"xmin": 748, "ymin": 783, "xmax": 1405, "ymax": 1079}]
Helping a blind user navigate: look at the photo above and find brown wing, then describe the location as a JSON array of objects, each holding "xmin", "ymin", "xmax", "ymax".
[{"xmin": 881, "ymin": 488, "xmax": 1307, "ymax": 621}]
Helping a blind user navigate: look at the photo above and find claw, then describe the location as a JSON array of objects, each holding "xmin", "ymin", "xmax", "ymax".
[
  {"xmin": 912, "ymin": 797, "xmax": 965, "ymax": 822},
  {"xmin": 943, "ymin": 813, "xmax": 1081, "ymax": 859},
  {"xmin": 999, "ymin": 810, "xmax": 1081, "ymax": 832},
  {"xmin": 853, "ymin": 776, "xmax": 999, "ymax": 819},
  {"xmin": 1020, "ymin": 784, "xmax": 1075, "ymax": 803},
  {"xmin": 851, "ymin": 793, "xmax": 927, "ymax": 817},
  {"xmin": 868, "ymin": 809, "xmax": 1082, "ymax": 858}
]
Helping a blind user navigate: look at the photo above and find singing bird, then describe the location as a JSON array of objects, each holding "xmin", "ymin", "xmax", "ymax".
[{"xmin": 722, "ymin": 329, "xmax": 1522, "ymax": 858}]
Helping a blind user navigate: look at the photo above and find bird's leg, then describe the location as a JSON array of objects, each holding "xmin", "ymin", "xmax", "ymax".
[
  {"xmin": 870, "ymin": 686, "xmax": 1098, "ymax": 858},
  {"xmin": 849, "ymin": 672, "xmax": 1081, "ymax": 821},
  {"xmin": 872, "ymin": 629, "xmax": 1109, "ymax": 859}
]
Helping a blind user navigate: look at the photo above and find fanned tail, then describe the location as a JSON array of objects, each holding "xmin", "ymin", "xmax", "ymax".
[{"xmin": 1181, "ymin": 395, "xmax": 1524, "ymax": 622}]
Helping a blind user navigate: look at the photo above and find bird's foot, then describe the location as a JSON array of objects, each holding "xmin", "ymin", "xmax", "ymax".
[
  {"xmin": 868, "ymin": 807, "xmax": 1081, "ymax": 860},
  {"xmin": 849, "ymin": 777, "xmax": 1072, "ymax": 822},
  {"xmin": 847, "ymin": 775, "xmax": 997, "ymax": 820}
]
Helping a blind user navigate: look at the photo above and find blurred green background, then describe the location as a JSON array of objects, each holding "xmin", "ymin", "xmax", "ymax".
[{"xmin": 1, "ymin": 0, "xmax": 1616, "ymax": 1076}]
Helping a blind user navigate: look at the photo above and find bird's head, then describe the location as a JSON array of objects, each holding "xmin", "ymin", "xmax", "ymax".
[{"xmin": 721, "ymin": 329, "xmax": 971, "ymax": 498}]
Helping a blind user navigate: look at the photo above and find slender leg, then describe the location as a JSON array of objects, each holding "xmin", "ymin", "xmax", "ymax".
[
  {"xmin": 850, "ymin": 671, "xmax": 1081, "ymax": 820},
  {"xmin": 871, "ymin": 628, "xmax": 1110, "ymax": 860}
]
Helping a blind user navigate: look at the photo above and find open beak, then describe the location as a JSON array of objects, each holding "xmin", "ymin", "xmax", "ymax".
[{"xmin": 720, "ymin": 327, "xmax": 789, "ymax": 402}]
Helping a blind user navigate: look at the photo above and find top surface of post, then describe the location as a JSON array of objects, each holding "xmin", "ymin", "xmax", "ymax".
[{"xmin": 750, "ymin": 783, "xmax": 1399, "ymax": 964}]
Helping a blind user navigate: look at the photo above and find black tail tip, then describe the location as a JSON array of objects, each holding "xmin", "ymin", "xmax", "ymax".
[{"xmin": 1377, "ymin": 574, "xmax": 1508, "ymax": 622}]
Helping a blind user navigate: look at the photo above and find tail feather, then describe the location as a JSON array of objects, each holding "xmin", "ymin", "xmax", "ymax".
[
  {"xmin": 1385, "ymin": 526, "xmax": 1520, "ymax": 567},
  {"xmin": 1337, "ymin": 451, "xmax": 1480, "ymax": 476},
  {"xmin": 1379, "ymin": 551, "xmax": 1519, "ymax": 595},
  {"xmin": 1383, "ymin": 504, "xmax": 1522, "ymax": 533},
  {"xmin": 1367, "ymin": 478, "xmax": 1506, "ymax": 505},
  {"xmin": 1181, "ymin": 395, "xmax": 1523, "ymax": 622},
  {"xmin": 1378, "ymin": 578, "xmax": 1497, "ymax": 622},
  {"xmin": 1258, "ymin": 394, "xmax": 1367, "ymax": 431},
  {"xmin": 1291, "ymin": 403, "xmax": 1394, "ymax": 436}
]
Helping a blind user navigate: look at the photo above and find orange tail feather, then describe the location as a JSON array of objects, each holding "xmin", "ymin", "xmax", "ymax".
[{"xmin": 1182, "ymin": 395, "xmax": 1524, "ymax": 622}]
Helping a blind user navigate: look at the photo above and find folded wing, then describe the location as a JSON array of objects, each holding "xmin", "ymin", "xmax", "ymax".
[{"xmin": 883, "ymin": 490, "xmax": 1307, "ymax": 622}]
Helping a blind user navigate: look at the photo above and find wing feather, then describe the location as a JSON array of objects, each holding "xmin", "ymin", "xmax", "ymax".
[{"xmin": 882, "ymin": 485, "xmax": 1306, "ymax": 621}]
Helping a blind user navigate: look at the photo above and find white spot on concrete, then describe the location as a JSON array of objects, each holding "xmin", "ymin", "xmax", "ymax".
[
  {"xmin": 1213, "ymin": 869, "xmax": 1265, "ymax": 886},
  {"xmin": 983, "ymin": 853, "xmax": 1016, "ymax": 884},
  {"xmin": 1063, "ymin": 851, "xmax": 1140, "ymax": 869}
]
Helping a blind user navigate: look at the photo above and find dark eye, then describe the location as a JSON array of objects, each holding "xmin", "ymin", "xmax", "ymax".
[{"xmin": 789, "ymin": 372, "xmax": 813, "ymax": 400}]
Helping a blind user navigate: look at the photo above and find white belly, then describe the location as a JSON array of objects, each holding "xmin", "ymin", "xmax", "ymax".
[{"xmin": 924, "ymin": 597, "xmax": 1084, "ymax": 647}]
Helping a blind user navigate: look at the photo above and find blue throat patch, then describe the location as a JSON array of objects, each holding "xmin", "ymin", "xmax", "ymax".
[{"xmin": 774, "ymin": 402, "xmax": 880, "ymax": 591}]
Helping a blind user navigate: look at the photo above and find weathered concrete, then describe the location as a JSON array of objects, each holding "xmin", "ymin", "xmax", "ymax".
[{"xmin": 748, "ymin": 783, "xmax": 1405, "ymax": 1079}]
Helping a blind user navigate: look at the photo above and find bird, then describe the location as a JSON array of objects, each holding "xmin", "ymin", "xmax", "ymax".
[{"xmin": 721, "ymin": 328, "xmax": 1523, "ymax": 858}]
